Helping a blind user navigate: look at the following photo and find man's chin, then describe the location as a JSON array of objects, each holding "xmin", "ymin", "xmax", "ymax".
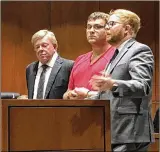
[
  {"xmin": 40, "ymin": 58, "xmax": 49, "ymax": 64},
  {"xmin": 88, "ymin": 39, "xmax": 96, "ymax": 44}
]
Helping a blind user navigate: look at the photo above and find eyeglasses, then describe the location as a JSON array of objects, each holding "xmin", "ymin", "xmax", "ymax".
[
  {"xmin": 86, "ymin": 24, "xmax": 105, "ymax": 30},
  {"xmin": 106, "ymin": 21, "xmax": 122, "ymax": 28}
]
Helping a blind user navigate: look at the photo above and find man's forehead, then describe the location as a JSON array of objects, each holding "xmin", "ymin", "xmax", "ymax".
[
  {"xmin": 87, "ymin": 18, "xmax": 105, "ymax": 24},
  {"xmin": 35, "ymin": 36, "xmax": 50, "ymax": 45}
]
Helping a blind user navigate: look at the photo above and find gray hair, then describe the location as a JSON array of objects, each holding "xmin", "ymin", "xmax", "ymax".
[{"xmin": 31, "ymin": 29, "xmax": 58, "ymax": 50}]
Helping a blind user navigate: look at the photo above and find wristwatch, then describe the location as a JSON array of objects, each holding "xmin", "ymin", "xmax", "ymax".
[{"xmin": 111, "ymin": 83, "xmax": 118, "ymax": 91}]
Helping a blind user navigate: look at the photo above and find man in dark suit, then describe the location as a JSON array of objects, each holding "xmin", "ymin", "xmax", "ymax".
[
  {"xmin": 26, "ymin": 29, "xmax": 74, "ymax": 99},
  {"xmin": 90, "ymin": 9, "xmax": 154, "ymax": 151}
]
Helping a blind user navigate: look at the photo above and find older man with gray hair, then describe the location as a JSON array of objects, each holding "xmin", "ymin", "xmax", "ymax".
[{"xmin": 26, "ymin": 29, "xmax": 74, "ymax": 99}]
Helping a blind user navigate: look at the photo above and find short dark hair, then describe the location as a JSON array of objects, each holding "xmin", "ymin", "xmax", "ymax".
[{"xmin": 88, "ymin": 12, "xmax": 109, "ymax": 24}]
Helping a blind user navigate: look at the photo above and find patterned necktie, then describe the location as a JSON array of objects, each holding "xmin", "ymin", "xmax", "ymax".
[{"xmin": 37, "ymin": 64, "xmax": 48, "ymax": 99}]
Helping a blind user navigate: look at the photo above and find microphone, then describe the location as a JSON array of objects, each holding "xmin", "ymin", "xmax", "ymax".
[{"xmin": 1, "ymin": 92, "xmax": 20, "ymax": 99}]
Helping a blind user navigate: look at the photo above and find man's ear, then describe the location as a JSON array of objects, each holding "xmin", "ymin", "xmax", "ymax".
[
  {"xmin": 124, "ymin": 24, "xmax": 132, "ymax": 35},
  {"xmin": 53, "ymin": 44, "xmax": 57, "ymax": 50}
]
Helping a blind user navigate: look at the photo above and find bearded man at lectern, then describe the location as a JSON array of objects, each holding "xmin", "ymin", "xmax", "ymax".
[{"xmin": 90, "ymin": 9, "xmax": 155, "ymax": 152}]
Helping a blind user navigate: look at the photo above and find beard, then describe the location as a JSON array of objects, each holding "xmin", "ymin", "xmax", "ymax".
[{"xmin": 107, "ymin": 31, "xmax": 123, "ymax": 45}]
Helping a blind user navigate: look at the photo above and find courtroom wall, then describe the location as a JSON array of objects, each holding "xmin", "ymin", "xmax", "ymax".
[{"xmin": 1, "ymin": 2, "xmax": 159, "ymax": 107}]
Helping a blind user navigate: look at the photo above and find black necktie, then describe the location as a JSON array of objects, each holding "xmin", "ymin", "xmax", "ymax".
[
  {"xmin": 99, "ymin": 49, "xmax": 119, "ymax": 97},
  {"xmin": 105, "ymin": 49, "xmax": 119, "ymax": 73},
  {"xmin": 110, "ymin": 49, "xmax": 119, "ymax": 64},
  {"xmin": 37, "ymin": 64, "xmax": 48, "ymax": 99}
]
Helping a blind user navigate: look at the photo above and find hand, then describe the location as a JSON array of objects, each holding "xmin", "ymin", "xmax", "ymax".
[
  {"xmin": 90, "ymin": 74, "xmax": 116, "ymax": 91},
  {"xmin": 67, "ymin": 90, "xmax": 78, "ymax": 99},
  {"xmin": 74, "ymin": 87, "xmax": 89, "ymax": 99}
]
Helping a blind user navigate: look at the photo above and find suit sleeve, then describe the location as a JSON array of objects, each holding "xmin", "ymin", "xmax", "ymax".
[{"xmin": 113, "ymin": 46, "xmax": 154, "ymax": 98}]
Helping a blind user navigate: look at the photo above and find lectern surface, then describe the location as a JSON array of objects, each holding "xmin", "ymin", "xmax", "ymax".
[{"xmin": 1, "ymin": 99, "xmax": 111, "ymax": 152}]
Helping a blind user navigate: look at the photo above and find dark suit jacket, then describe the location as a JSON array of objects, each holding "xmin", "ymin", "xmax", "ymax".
[
  {"xmin": 99, "ymin": 39, "xmax": 155, "ymax": 144},
  {"xmin": 26, "ymin": 56, "xmax": 74, "ymax": 99}
]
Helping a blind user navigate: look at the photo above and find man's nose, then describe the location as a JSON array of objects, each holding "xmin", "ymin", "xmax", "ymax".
[
  {"xmin": 39, "ymin": 45, "xmax": 43, "ymax": 50},
  {"xmin": 37, "ymin": 45, "xmax": 43, "ymax": 52},
  {"xmin": 105, "ymin": 24, "xmax": 110, "ymax": 30},
  {"xmin": 89, "ymin": 27, "xmax": 95, "ymax": 33}
]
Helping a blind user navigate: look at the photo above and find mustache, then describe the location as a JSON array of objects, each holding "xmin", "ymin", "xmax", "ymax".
[{"xmin": 88, "ymin": 35, "xmax": 96, "ymax": 38}]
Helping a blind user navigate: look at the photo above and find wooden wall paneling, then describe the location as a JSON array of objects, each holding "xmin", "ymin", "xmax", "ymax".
[
  {"xmin": 51, "ymin": 1, "xmax": 100, "ymax": 60},
  {"xmin": 155, "ymin": 2, "xmax": 159, "ymax": 103},
  {"xmin": 1, "ymin": 1, "xmax": 51, "ymax": 94},
  {"xmin": 2, "ymin": 2, "xmax": 21, "ymax": 93}
]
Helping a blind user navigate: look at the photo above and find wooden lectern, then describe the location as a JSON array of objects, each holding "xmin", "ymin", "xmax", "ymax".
[{"xmin": 1, "ymin": 99, "xmax": 111, "ymax": 152}]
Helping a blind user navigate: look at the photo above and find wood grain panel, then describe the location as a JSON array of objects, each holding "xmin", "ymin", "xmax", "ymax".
[
  {"xmin": 1, "ymin": 1, "xmax": 50, "ymax": 94},
  {"xmin": 10, "ymin": 107, "xmax": 104, "ymax": 150},
  {"xmin": 51, "ymin": 1, "xmax": 99, "ymax": 60},
  {"xmin": 155, "ymin": 2, "xmax": 159, "ymax": 102},
  {"xmin": 1, "ymin": 100, "xmax": 111, "ymax": 151}
]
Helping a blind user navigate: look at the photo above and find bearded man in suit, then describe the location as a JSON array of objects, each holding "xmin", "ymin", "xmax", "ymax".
[
  {"xmin": 26, "ymin": 29, "xmax": 73, "ymax": 99},
  {"xmin": 90, "ymin": 9, "xmax": 155, "ymax": 151}
]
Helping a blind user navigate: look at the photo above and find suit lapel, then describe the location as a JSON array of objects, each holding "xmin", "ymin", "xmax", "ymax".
[
  {"xmin": 108, "ymin": 39, "xmax": 136, "ymax": 74},
  {"xmin": 44, "ymin": 57, "xmax": 63, "ymax": 98},
  {"xmin": 28, "ymin": 62, "xmax": 38, "ymax": 98}
]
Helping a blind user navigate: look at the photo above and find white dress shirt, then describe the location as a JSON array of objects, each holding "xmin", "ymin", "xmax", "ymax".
[{"xmin": 33, "ymin": 52, "xmax": 58, "ymax": 99}]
